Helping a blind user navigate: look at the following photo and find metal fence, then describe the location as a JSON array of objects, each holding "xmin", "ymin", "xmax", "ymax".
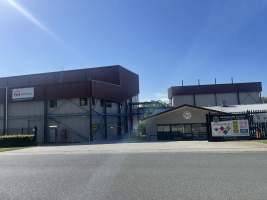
[{"xmin": 207, "ymin": 110, "xmax": 267, "ymax": 140}]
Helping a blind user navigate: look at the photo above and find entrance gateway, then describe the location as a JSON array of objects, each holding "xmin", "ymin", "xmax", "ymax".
[{"xmin": 144, "ymin": 104, "xmax": 267, "ymax": 141}]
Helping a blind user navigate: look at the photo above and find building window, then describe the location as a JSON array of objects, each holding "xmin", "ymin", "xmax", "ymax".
[
  {"xmin": 100, "ymin": 99, "xmax": 104, "ymax": 107},
  {"xmin": 92, "ymin": 97, "xmax": 96, "ymax": 106},
  {"xmin": 80, "ymin": 98, "xmax": 88, "ymax": 106},
  {"xmin": 157, "ymin": 125, "xmax": 170, "ymax": 132},
  {"xmin": 192, "ymin": 123, "xmax": 207, "ymax": 134},
  {"xmin": 49, "ymin": 100, "xmax": 57, "ymax": 108},
  {"xmin": 106, "ymin": 101, "xmax": 112, "ymax": 108}
]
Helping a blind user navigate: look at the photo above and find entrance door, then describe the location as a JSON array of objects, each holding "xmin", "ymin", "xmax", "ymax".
[
  {"xmin": 183, "ymin": 124, "xmax": 193, "ymax": 139},
  {"xmin": 171, "ymin": 125, "xmax": 184, "ymax": 139},
  {"xmin": 49, "ymin": 128, "xmax": 58, "ymax": 143},
  {"xmin": 157, "ymin": 125, "xmax": 172, "ymax": 140}
]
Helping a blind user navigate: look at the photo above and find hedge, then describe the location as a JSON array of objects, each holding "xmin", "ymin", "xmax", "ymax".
[{"xmin": 0, "ymin": 134, "xmax": 36, "ymax": 147}]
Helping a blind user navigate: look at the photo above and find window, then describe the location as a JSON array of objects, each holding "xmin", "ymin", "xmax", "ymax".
[
  {"xmin": 157, "ymin": 125, "xmax": 170, "ymax": 132},
  {"xmin": 171, "ymin": 125, "xmax": 184, "ymax": 133},
  {"xmin": 80, "ymin": 98, "xmax": 88, "ymax": 106},
  {"xmin": 192, "ymin": 123, "xmax": 207, "ymax": 134},
  {"xmin": 100, "ymin": 99, "xmax": 104, "ymax": 107},
  {"xmin": 92, "ymin": 97, "xmax": 96, "ymax": 106},
  {"xmin": 106, "ymin": 101, "xmax": 112, "ymax": 108},
  {"xmin": 49, "ymin": 100, "xmax": 57, "ymax": 108}
]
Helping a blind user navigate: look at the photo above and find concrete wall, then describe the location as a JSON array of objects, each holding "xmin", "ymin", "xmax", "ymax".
[
  {"xmin": 0, "ymin": 96, "xmax": 133, "ymax": 144},
  {"xmin": 172, "ymin": 95, "xmax": 194, "ymax": 107},
  {"xmin": 0, "ymin": 104, "xmax": 4, "ymax": 133},
  {"xmin": 216, "ymin": 93, "xmax": 238, "ymax": 106},
  {"xmin": 195, "ymin": 94, "xmax": 216, "ymax": 107},
  {"xmin": 171, "ymin": 92, "xmax": 261, "ymax": 107},
  {"xmin": 48, "ymin": 98, "xmax": 91, "ymax": 143},
  {"xmin": 239, "ymin": 92, "xmax": 261, "ymax": 104},
  {"xmin": 7, "ymin": 101, "xmax": 44, "ymax": 143}
]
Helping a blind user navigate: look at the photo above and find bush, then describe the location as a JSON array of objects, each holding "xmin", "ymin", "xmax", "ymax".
[
  {"xmin": 0, "ymin": 134, "xmax": 36, "ymax": 147},
  {"xmin": 137, "ymin": 121, "xmax": 146, "ymax": 136}
]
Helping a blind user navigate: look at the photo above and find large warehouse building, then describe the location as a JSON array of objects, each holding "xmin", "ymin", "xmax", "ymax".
[
  {"xmin": 0, "ymin": 65, "xmax": 139, "ymax": 144},
  {"xmin": 168, "ymin": 82, "xmax": 262, "ymax": 107}
]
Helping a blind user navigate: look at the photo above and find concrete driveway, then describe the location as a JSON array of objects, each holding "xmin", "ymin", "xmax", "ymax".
[{"xmin": 2, "ymin": 140, "xmax": 267, "ymax": 155}]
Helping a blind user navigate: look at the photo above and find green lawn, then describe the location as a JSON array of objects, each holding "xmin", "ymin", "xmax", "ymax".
[
  {"xmin": 0, "ymin": 147, "xmax": 25, "ymax": 153},
  {"xmin": 259, "ymin": 140, "xmax": 267, "ymax": 144}
]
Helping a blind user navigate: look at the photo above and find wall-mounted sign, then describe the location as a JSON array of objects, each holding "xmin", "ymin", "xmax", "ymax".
[
  {"xmin": 12, "ymin": 87, "xmax": 34, "ymax": 100},
  {"xmin": 183, "ymin": 111, "xmax": 192, "ymax": 120},
  {"xmin": 211, "ymin": 120, "xmax": 250, "ymax": 137}
]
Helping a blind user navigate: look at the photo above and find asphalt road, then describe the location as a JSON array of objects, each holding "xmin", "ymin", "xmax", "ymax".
[{"xmin": 1, "ymin": 150, "xmax": 267, "ymax": 200}]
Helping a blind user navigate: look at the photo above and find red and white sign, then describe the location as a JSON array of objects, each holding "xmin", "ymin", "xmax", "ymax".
[{"xmin": 12, "ymin": 87, "xmax": 34, "ymax": 100}]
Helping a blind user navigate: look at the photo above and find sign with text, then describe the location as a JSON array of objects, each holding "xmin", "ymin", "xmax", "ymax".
[
  {"xmin": 12, "ymin": 87, "xmax": 34, "ymax": 100},
  {"xmin": 211, "ymin": 120, "xmax": 250, "ymax": 137}
]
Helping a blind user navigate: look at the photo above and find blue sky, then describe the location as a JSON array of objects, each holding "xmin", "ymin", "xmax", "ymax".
[{"xmin": 0, "ymin": 0, "xmax": 267, "ymax": 101}]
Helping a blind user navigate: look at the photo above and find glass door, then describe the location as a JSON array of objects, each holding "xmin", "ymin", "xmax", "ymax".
[
  {"xmin": 171, "ymin": 125, "xmax": 184, "ymax": 139},
  {"xmin": 184, "ymin": 124, "xmax": 193, "ymax": 139}
]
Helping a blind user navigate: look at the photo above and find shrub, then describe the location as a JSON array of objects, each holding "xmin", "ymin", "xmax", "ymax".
[
  {"xmin": 0, "ymin": 134, "xmax": 36, "ymax": 147},
  {"xmin": 137, "ymin": 121, "xmax": 146, "ymax": 136}
]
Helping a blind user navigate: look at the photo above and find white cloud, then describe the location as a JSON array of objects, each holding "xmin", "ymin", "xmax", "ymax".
[{"xmin": 5, "ymin": 0, "xmax": 61, "ymax": 42}]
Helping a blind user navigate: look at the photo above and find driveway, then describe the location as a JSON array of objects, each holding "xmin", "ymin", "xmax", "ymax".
[{"xmin": 2, "ymin": 140, "xmax": 267, "ymax": 155}]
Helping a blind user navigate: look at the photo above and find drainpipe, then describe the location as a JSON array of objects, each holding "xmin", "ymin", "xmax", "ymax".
[{"xmin": 5, "ymin": 87, "xmax": 8, "ymax": 135}]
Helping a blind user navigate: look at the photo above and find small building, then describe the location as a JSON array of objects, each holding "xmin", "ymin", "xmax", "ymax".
[
  {"xmin": 0, "ymin": 65, "xmax": 139, "ymax": 144},
  {"xmin": 144, "ymin": 104, "xmax": 224, "ymax": 140},
  {"xmin": 168, "ymin": 82, "xmax": 262, "ymax": 107},
  {"xmin": 144, "ymin": 103, "xmax": 267, "ymax": 141}
]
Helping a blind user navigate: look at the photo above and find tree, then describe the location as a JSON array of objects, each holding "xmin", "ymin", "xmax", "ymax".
[{"xmin": 262, "ymin": 97, "xmax": 267, "ymax": 103}]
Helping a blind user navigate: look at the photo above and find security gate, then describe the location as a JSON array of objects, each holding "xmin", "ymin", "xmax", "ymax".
[{"xmin": 207, "ymin": 111, "xmax": 267, "ymax": 140}]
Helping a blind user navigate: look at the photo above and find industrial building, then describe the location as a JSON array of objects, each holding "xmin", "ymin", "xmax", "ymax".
[
  {"xmin": 144, "ymin": 103, "xmax": 267, "ymax": 141},
  {"xmin": 0, "ymin": 65, "xmax": 139, "ymax": 144},
  {"xmin": 168, "ymin": 82, "xmax": 262, "ymax": 107},
  {"xmin": 145, "ymin": 81, "xmax": 267, "ymax": 141}
]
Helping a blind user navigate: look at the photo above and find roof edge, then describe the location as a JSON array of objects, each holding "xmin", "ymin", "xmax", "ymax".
[{"xmin": 143, "ymin": 104, "xmax": 227, "ymax": 121}]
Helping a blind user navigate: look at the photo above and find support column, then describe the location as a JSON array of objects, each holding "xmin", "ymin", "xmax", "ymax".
[
  {"xmin": 237, "ymin": 91, "xmax": 241, "ymax": 104},
  {"xmin": 3, "ymin": 87, "xmax": 8, "ymax": 135},
  {"xmin": 117, "ymin": 103, "xmax": 122, "ymax": 138},
  {"xmin": 103, "ymin": 101, "xmax": 107, "ymax": 140},
  {"xmin": 43, "ymin": 100, "xmax": 48, "ymax": 144},
  {"xmin": 193, "ymin": 93, "xmax": 196, "ymax": 106},
  {"xmin": 89, "ymin": 97, "xmax": 93, "ymax": 142},
  {"xmin": 124, "ymin": 101, "xmax": 128, "ymax": 134},
  {"xmin": 129, "ymin": 100, "xmax": 133, "ymax": 134},
  {"xmin": 214, "ymin": 93, "xmax": 218, "ymax": 106}
]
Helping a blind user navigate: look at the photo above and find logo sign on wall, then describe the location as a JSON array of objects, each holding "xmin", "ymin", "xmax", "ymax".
[
  {"xmin": 12, "ymin": 87, "xmax": 34, "ymax": 100},
  {"xmin": 183, "ymin": 111, "xmax": 192, "ymax": 120},
  {"xmin": 211, "ymin": 120, "xmax": 250, "ymax": 137}
]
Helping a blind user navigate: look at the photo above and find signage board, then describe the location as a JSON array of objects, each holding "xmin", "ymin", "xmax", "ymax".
[
  {"xmin": 211, "ymin": 120, "xmax": 250, "ymax": 137},
  {"xmin": 12, "ymin": 87, "xmax": 34, "ymax": 100}
]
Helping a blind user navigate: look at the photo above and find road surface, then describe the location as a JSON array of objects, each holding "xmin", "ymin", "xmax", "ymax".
[{"xmin": 0, "ymin": 141, "xmax": 267, "ymax": 200}]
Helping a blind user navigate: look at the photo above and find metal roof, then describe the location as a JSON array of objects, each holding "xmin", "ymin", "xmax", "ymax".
[{"xmin": 205, "ymin": 104, "xmax": 267, "ymax": 113}]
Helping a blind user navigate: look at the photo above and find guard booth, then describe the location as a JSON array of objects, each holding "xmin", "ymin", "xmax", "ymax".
[{"xmin": 207, "ymin": 111, "xmax": 267, "ymax": 140}]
